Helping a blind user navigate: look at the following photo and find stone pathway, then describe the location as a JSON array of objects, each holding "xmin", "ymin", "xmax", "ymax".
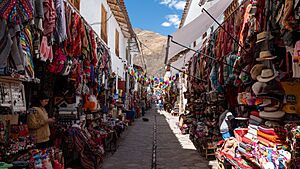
[{"xmin": 102, "ymin": 107, "xmax": 214, "ymax": 169}]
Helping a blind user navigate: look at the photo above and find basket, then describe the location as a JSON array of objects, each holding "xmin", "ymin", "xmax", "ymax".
[{"xmin": 234, "ymin": 128, "xmax": 248, "ymax": 142}]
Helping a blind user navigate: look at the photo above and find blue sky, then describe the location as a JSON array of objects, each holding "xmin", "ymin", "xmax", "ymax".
[{"xmin": 124, "ymin": 0, "xmax": 186, "ymax": 36}]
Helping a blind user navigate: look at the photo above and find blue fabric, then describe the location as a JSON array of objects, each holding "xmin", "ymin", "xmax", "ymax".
[{"xmin": 222, "ymin": 131, "xmax": 231, "ymax": 140}]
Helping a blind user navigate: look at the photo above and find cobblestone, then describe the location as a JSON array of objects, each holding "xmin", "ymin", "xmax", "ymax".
[{"xmin": 102, "ymin": 107, "xmax": 212, "ymax": 169}]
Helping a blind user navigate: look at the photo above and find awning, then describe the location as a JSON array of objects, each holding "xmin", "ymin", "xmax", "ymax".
[
  {"xmin": 170, "ymin": 48, "xmax": 198, "ymax": 74},
  {"xmin": 168, "ymin": 0, "xmax": 232, "ymax": 61}
]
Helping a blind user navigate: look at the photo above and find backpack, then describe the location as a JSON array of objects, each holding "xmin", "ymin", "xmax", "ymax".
[{"xmin": 48, "ymin": 48, "xmax": 66, "ymax": 74}]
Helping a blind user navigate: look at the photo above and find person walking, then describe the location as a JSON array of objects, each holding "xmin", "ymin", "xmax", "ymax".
[{"xmin": 140, "ymin": 99, "xmax": 146, "ymax": 116}]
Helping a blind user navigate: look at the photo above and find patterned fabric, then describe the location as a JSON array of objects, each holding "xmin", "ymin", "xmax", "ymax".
[
  {"xmin": 55, "ymin": 0, "xmax": 67, "ymax": 43},
  {"xmin": 0, "ymin": 0, "xmax": 33, "ymax": 24},
  {"xmin": 0, "ymin": 19, "xmax": 13, "ymax": 68},
  {"xmin": 20, "ymin": 27, "xmax": 35, "ymax": 78},
  {"xmin": 43, "ymin": 0, "xmax": 56, "ymax": 35}
]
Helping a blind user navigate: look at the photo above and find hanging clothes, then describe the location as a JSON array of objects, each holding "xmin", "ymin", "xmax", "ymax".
[
  {"xmin": 55, "ymin": 0, "xmax": 67, "ymax": 43},
  {"xmin": 33, "ymin": 0, "xmax": 44, "ymax": 31},
  {"xmin": 43, "ymin": 0, "xmax": 57, "ymax": 36},
  {"xmin": 20, "ymin": 27, "xmax": 35, "ymax": 78},
  {"xmin": 0, "ymin": 19, "xmax": 13, "ymax": 69},
  {"xmin": 90, "ymin": 30, "xmax": 98, "ymax": 66},
  {"xmin": 0, "ymin": 0, "xmax": 33, "ymax": 24}
]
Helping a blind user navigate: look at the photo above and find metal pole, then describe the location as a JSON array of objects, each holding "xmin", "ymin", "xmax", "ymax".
[
  {"xmin": 170, "ymin": 38, "xmax": 250, "ymax": 75},
  {"xmin": 164, "ymin": 35, "xmax": 171, "ymax": 65},
  {"xmin": 201, "ymin": 7, "xmax": 248, "ymax": 54},
  {"xmin": 169, "ymin": 64, "xmax": 207, "ymax": 82}
]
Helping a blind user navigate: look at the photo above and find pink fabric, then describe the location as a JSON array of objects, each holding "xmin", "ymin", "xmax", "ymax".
[
  {"xmin": 40, "ymin": 36, "xmax": 53, "ymax": 62},
  {"xmin": 242, "ymin": 137, "xmax": 253, "ymax": 145},
  {"xmin": 258, "ymin": 126, "xmax": 277, "ymax": 135}
]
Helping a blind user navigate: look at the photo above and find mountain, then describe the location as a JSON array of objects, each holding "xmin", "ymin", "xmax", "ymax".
[{"xmin": 133, "ymin": 28, "xmax": 167, "ymax": 77}]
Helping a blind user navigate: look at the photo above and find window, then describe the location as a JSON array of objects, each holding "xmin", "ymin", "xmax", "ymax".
[
  {"xmin": 101, "ymin": 5, "xmax": 108, "ymax": 43},
  {"xmin": 115, "ymin": 29, "xmax": 119, "ymax": 57}
]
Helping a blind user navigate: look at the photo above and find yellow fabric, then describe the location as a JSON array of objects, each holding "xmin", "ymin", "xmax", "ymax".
[
  {"xmin": 281, "ymin": 82, "xmax": 300, "ymax": 114},
  {"xmin": 27, "ymin": 107, "xmax": 50, "ymax": 143}
]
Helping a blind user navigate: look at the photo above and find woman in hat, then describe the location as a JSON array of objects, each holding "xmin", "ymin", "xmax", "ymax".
[{"xmin": 27, "ymin": 93, "xmax": 55, "ymax": 149}]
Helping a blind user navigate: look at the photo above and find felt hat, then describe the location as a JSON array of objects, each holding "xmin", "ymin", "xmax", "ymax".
[
  {"xmin": 259, "ymin": 111, "xmax": 285, "ymax": 120},
  {"xmin": 250, "ymin": 64, "xmax": 267, "ymax": 80},
  {"xmin": 256, "ymin": 51, "xmax": 277, "ymax": 61},
  {"xmin": 257, "ymin": 69, "xmax": 277, "ymax": 82},
  {"xmin": 252, "ymin": 82, "xmax": 267, "ymax": 96},
  {"xmin": 256, "ymin": 31, "xmax": 274, "ymax": 44}
]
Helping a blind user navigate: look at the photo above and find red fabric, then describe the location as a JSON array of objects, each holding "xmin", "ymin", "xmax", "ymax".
[
  {"xmin": 258, "ymin": 126, "xmax": 277, "ymax": 135},
  {"xmin": 118, "ymin": 80, "xmax": 126, "ymax": 92},
  {"xmin": 43, "ymin": 0, "xmax": 57, "ymax": 35},
  {"xmin": 242, "ymin": 136, "xmax": 253, "ymax": 145},
  {"xmin": 90, "ymin": 30, "xmax": 98, "ymax": 66},
  {"xmin": 250, "ymin": 111, "xmax": 259, "ymax": 117}
]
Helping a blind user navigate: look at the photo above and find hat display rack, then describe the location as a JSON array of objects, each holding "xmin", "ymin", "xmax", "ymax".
[{"xmin": 173, "ymin": 0, "xmax": 300, "ymax": 168}]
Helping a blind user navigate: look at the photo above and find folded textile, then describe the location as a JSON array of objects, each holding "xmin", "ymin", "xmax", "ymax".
[
  {"xmin": 239, "ymin": 142, "xmax": 252, "ymax": 151},
  {"xmin": 258, "ymin": 126, "xmax": 277, "ymax": 135},
  {"xmin": 249, "ymin": 119, "xmax": 261, "ymax": 125},
  {"xmin": 250, "ymin": 115, "xmax": 263, "ymax": 123},
  {"xmin": 251, "ymin": 111, "xmax": 260, "ymax": 117},
  {"xmin": 245, "ymin": 133, "xmax": 256, "ymax": 141},
  {"xmin": 248, "ymin": 128, "xmax": 258, "ymax": 136},
  {"xmin": 242, "ymin": 136, "xmax": 253, "ymax": 145},
  {"xmin": 249, "ymin": 124, "xmax": 259, "ymax": 130},
  {"xmin": 258, "ymin": 136, "xmax": 275, "ymax": 147},
  {"xmin": 257, "ymin": 130, "xmax": 282, "ymax": 143},
  {"xmin": 238, "ymin": 146, "xmax": 247, "ymax": 154}
]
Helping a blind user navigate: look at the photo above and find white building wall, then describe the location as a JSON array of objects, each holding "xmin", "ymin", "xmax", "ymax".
[
  {"xmin": 80, "ymin": 0, "xmax": 128, "ymax": 80},
  {"xmin": 182, "ymin": 0, "xmax": 222, "ymax": 47}
]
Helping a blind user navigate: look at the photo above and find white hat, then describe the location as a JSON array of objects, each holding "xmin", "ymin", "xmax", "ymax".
[{"xmin": 257, "ymin": 69, "xmax": 277, "ymax": 82}]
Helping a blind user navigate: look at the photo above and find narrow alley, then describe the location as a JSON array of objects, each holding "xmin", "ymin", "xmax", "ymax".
[{"xmin": 102, "ymin": 107, "xmax": 213, "ymax": 169}]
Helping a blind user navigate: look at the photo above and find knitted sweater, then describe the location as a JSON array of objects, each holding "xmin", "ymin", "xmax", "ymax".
[{"xmin": 27, "ymin": 107, "xmax": 50, "ymax": 144}]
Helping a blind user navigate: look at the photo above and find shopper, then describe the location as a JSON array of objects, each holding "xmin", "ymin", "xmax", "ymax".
[
  {"xmin": 140, "ymin": 99, "xmax": 146, "ymax": 116},
  {"xmin": 27, "ymin": 93, "xmax": 55, "ymax": 149}
]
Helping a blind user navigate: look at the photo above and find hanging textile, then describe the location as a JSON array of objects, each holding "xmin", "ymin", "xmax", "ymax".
[
  {"xmin": 20, "ymin": 27, "xmax": 35, "ymax": 78},
  {"xmin": 0, "ymin": 0, "xmax": 33, "ymax": 24}
]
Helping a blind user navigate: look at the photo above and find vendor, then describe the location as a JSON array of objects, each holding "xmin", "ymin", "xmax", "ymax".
[
  {"xmin": 218, "ymin": 106, "xmax": 235, "ymax": 140},
  {"xmin": 27, "ymin": 93, "xmax": 55, "ymax": 149}
]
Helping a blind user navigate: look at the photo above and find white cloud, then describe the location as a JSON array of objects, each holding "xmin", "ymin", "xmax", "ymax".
[
  {"xmin": 161, "ymin": 22, "xmax": 172, "ymax": 27},
  {"xmin": 160, "ymin": 0, "xmax": 172, "ymax": 5},
  {"xmin": 174, "ymin": 1, "xmax": 186, "ymax": 10},
  {"xmin": 159, "ymin": 0, "xmax": 186, "ymax": 10},
  {"xmin": 161, "ymin": 14, "xmax": 180, "ymax": 28}
]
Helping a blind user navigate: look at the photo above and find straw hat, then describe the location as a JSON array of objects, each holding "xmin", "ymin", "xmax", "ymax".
[
  {"xmin": 256, "ymin": 31, "xmax": 274, "ymax": 44},
  {"xmin": 259, "ymin": 111, "xmax": 285, "ymax": 120},
  {"xmin": 257, "ymin": 69, "xmax": 277, "ymax": 82},
  {"xmin": 250, "ymin": 64, "xmax": 266, "ymax": 80},
  {"xmin": 256, "ymin": 51, "xmax": 277, "ymax": 61}
]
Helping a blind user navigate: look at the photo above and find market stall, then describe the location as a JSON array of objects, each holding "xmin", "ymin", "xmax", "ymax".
[
  {"xmin": 0, "ymin": 0, "xmax": 130, "ymax": 168},
  {"xmin": 177, "ymin": 0, "xmax": 300, "ymax": 168}
]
